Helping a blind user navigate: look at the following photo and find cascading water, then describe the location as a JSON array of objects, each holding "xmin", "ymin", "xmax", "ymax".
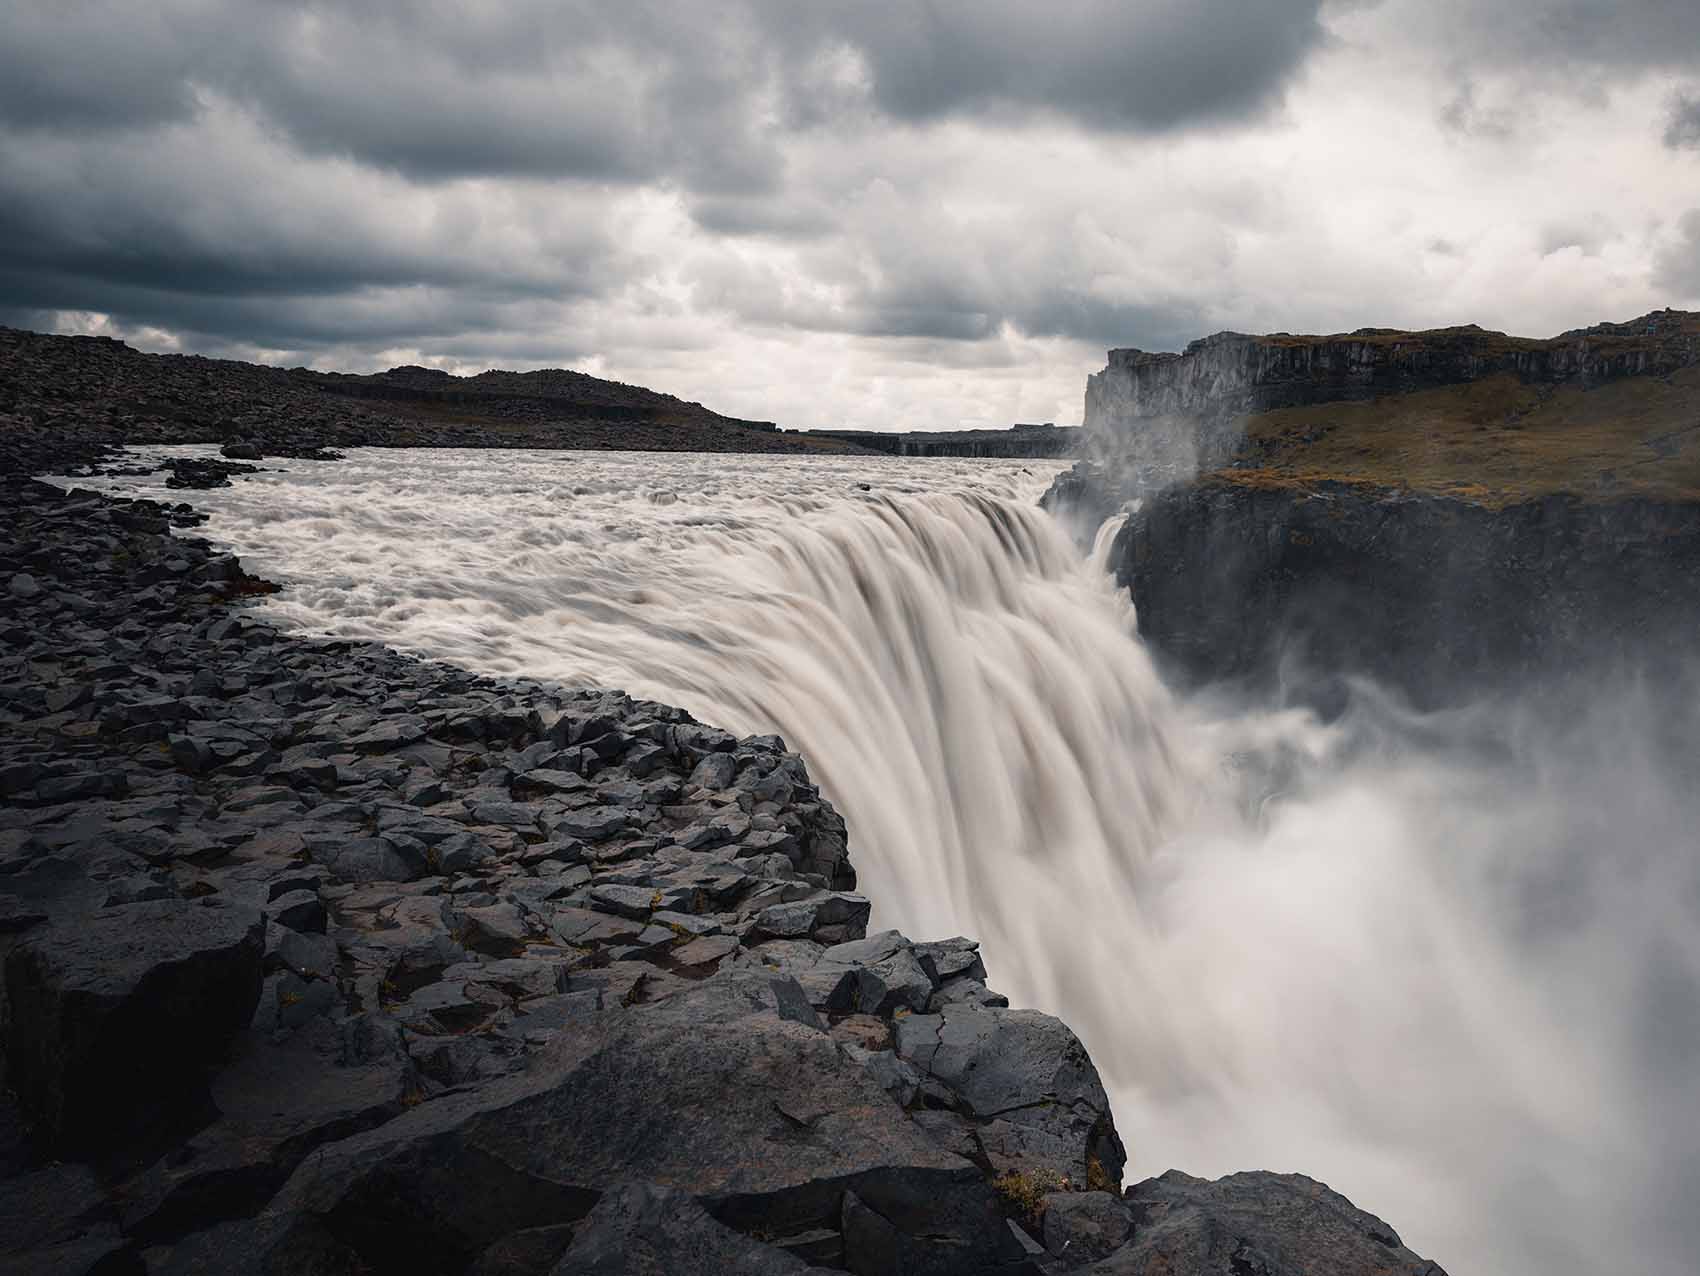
[{"xmin": 64, "ymin": 445, "xmax": 1700, "ymax": 1276}]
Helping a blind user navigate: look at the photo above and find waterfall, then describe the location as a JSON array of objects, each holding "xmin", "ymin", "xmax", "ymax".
[{"xmin": 67, "ymin": 444, "xmax": 1700, "ymax": 1276}]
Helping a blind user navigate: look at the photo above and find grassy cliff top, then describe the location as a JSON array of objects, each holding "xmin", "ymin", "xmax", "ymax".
[{"xmin": 1214, "ymin": 365, "xmax": 1700, "ymax": 506}]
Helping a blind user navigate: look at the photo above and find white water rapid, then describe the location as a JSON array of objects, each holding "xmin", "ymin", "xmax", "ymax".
[{"xmin": 66, "ymin": 446, "xmax": 1700, "ymax": 1276}]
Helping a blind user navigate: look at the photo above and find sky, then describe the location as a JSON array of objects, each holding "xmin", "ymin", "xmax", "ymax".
[{"xmin": 3, "ymin": 0, "xmax": 1700, "ymax": 431}]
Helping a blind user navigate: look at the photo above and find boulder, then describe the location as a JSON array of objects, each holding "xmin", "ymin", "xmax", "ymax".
[
  {"xmin": 1094, "ymin": 1171, "xmax": 1449, "ymax": 1275},
  {"xmin": 895, "ymin": 1004, "xmax": 1124, "ymax": 1188},
  {"xmin": 254, "ymin": 973, "xmax": 1023, "ymax": 1274},
  {"xmin": 1, "ymin": 898, "xmax": 265, "ymax": 1157}
]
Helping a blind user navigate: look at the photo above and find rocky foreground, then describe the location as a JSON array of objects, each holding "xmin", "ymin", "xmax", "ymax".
[{"xmin": 1, "ymin": 435, "xmax": 1447, "ymax": 1272}]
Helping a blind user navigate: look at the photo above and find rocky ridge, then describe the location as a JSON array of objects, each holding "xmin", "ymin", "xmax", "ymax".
[
  {"xmin": 0, "ymin": 442, "xmax": 1449, "ymax": 1269},
  {"xmin": 1082, "ymin": 308, "xmax": 1700, "ymax": 474},
  {"xmin": 0, "ymin": 326, "xmax": 861, "ymax": 470}
]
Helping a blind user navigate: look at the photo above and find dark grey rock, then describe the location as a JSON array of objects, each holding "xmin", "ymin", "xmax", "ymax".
[
  {"xmin": 318, "ymin": 836, "xmax": 424, "ymax": 884},
  {"xmin": 550, "ymin": 806, "xmax": 628, "ymax": 842},
  {"xmin": 116, "ymin": 1023, "xmax": 411, "ymax": 1245},
  {"xmin": 269, "ymin": 889, "xmax": 327, "ymax": 933},
  {"xmin": 895, "ymin": 1004, "xmax": 1124, "ymax": 1187},
  {"xmin": 1, "ymin": 898, "xmax": 265, "ymax": 1156},
  {"xmin": 0, "ymin": 1162, "xmax": 117, "ymax": 1260},
  {"xmin": 551, "ymin": 1180, "xmax": 811, "ymax": 1275},
  {"xmin": 259, "ymin": 973, "xmax": 1016, "ymax": 1274},
  {"xmin": 1096, "ymin": 1170, "xmax": 1449, "ymax": 1275},
  {"xmin": 1041, "ymin": 1191, "xmax": 1133, "ymax": 1263},
  {"xmin": 469, "ymin": 1223, "xmax": 578, "ymax": 1276}
]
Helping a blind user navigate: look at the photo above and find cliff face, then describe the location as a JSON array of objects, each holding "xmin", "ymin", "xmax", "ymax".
[
  {"xmin": 1055, "ymin": 310, "xmax": 1700, "ymax": 704},
  {"xmin": 1115, "ymin": 479, "xmax": 1700, "ymax": 704},
  {"xmin": 1086, "ymin": 310, "xmax": 1700, "ymax": 430}
]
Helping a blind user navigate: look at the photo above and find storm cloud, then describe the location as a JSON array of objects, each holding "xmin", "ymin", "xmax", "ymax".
[{"xmin": 1, "ymin": 0, "xmax": 1698, "ymax": 428}]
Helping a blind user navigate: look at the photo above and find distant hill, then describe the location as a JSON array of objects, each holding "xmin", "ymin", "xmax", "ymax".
[{"xmin": 0, "ymin": 327, "xmax": 863, "ymax": 470}]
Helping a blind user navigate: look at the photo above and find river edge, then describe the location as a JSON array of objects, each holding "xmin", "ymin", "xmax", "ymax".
[{"xmin": 0, "ymin": 439, "xmax": 1448, "ymax": 1274}]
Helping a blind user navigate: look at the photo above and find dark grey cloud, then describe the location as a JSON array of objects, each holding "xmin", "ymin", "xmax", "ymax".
[
  {"xmin": 786, "ymin": 0, "xmax": 1329, "ymax": 133},
  {"xmin": 0, "ymin": 105, "xmax": 628, "ymax": 353},
  {"xmin": 1, "ymin": 1, "xmax": 1331, "ymax": 188},
  {"xmin": 0, "ymin": 0, "xmax": 1337, "ymax": 361},
  {"xmin": 0, "ymin": 7, "xmax": 209, "ymax": 132},
  {"xmin": 1668, "ymin": 95, "xmax": 1700, "ymax": 150}
]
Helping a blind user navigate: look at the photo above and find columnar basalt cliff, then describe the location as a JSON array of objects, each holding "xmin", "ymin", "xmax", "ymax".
[{"xmin": 1052, "ymin": 310, "xmax": 1700, "ymax": 703}]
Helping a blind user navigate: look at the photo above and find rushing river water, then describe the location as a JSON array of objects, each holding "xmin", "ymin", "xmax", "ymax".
[{"xmin": 66, "ymin": 445, "xmax": 1700, "ymax": 1276}]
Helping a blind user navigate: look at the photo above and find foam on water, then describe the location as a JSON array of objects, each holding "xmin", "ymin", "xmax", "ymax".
[{"xmin": 64, "ymin": 445, "xmax": 1700, "ymax": 1276}]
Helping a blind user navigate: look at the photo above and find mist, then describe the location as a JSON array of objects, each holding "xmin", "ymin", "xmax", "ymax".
[{"xmin": 60, "ymin": 445, "xmax": 1700, "ymax": 1275}]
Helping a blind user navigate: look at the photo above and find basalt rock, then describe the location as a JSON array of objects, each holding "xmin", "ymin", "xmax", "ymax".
[
  {"xmin": 1, "ymin": 898, "xmax": 265, "ymax": 1160},
  {"xmin": 1099, "ymin": 1170, "xmax": 1446, "ymax": 1276}
]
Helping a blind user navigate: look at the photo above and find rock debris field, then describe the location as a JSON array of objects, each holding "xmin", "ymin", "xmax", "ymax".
[{"xmin": 0, "ymin": 433, "xmax": 1447, "ymax": 1272}]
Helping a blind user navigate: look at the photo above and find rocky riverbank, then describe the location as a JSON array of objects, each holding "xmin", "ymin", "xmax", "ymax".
[{"xmin": 1, "ymin": 432, "xmax": 1449, "ymax": 1271}]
